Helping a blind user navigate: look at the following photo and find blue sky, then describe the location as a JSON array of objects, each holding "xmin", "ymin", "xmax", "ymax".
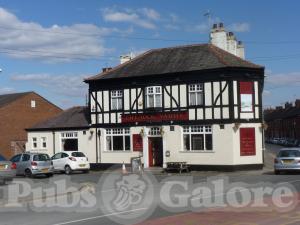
[{"xmin": 0, "ymin": 0, "xmax": 299, "ymax": 109}]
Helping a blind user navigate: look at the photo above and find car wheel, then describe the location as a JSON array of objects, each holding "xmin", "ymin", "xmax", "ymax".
[
  {"xmin": 274, "ymin": 170, "xmax": 280, "ymax": 175},
  {"xmin": 65, "ymin": 165, "xmax": 72, "ymax": 175},
  {"xmin": 25, "ymin": 169, "xmax": 33, "ymax": 178}
]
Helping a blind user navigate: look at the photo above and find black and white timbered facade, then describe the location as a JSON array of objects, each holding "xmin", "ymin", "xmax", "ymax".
[{"xmin": 85, "ymin": 44, "xmax": 265, "ymax": 170}]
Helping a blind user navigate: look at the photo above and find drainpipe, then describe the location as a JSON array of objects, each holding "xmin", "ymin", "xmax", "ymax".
[
  {"xmin": 52, "ymin": 131, "xmax": 56, "ymax": 155},
  {"xmin": 96, "ymin": 128, "xmax": 98, "ymax": 163}
]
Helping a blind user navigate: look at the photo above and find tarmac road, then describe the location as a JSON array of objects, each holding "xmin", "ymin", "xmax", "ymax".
[{"xmin": 0, "ymin": 144, "xmax": 299, "ymax": 225}]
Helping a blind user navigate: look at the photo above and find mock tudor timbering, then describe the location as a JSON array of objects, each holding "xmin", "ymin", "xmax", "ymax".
[
  {"xmin": 26, "ymin": 39, "xmax": 265, "ymax": 170},
  {"xmin": 82, "ymin": 43, "xmax": 265, "ymax": 170}
]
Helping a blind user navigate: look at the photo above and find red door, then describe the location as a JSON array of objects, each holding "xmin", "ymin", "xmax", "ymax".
[
  {"xmin": 240, "ymin": 128, "xmax": 256, "ymax": 156},
  {"xmin": 148, "ymin": 139, "xmax": 154, "ymax": 167}
]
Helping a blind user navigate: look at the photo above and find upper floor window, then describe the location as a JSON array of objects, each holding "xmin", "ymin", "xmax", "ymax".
[
  {"xmin": 31, "ymin": 100, "xmax": 36, "ymax": 108},
  {"xmin": 188, "ymin": 84, "xmax": 203, "ymax": 106},
  {"xmin": 111, "ymin": 90, "xmax": 123, "ymax": 110},
  {"xmin": 146, "ymin": 86, "xmax": 162, "ymax": 108},
  {"xmin": 240, "ymin": 82, "xmax": 254, "ymax": 112}
]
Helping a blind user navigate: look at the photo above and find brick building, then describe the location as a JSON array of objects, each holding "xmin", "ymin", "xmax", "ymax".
[
  {"xmin": 0, "ymin": 92, "xmax": 62, "ymax": 159},
  {"xmin": 264, "ymin": 100, "xmax": 300, "ymax": 140}
]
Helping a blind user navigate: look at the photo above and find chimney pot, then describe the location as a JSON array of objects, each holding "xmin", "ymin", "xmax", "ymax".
[
  {"xmin": 120, "ymin": 55, "xmax": 132, "ymax": 64},
  {"xmin": 102, "ymin": 67, "xmax": 112, "ymax": 72}
]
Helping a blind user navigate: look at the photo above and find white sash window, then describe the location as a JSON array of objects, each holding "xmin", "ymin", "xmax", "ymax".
[
  {"xmin": 189, "ymin": 84, "xmax": 203, "ymax": 106},
  {"xmin": 111, "ymin": 90, "xmax": 123, "ymax": 110},
  {"xmin": 146, "ymin": 86, "xmax": 162, "ymax": 108}
]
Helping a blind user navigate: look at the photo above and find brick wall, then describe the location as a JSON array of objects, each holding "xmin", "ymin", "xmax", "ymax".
[{"xmin": 0, "ymin": 92, "xmax": 62, "ymax": 159}]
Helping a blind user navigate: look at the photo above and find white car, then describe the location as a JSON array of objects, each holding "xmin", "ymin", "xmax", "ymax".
[{"xmin": 51, "ymin": 151, "xmax": 90, "ymax": 175}]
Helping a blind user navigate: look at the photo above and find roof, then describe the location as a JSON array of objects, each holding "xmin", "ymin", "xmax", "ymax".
[
  {"xmin": 0, "ymin": 92, "xmax": 32, "ymax": 108},
  {"xmin": 86, "ymin": 44, "xmax": 263, "ymax": 81},
  {"xmin": 265, "ymin": 107, "xmax": 300, "ymax": 121},
  {"xmin": 27, "ymin": 106, "xmax": 89, "ymax": 131}
]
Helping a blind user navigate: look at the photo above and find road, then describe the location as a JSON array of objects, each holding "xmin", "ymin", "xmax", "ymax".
[{"xmin": 0, "ymin": 144, "xmax": 299, "ymax": 225}]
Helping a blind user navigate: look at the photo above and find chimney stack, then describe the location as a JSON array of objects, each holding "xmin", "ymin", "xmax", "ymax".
[
  {"xmin": 120, "ymin": 54, "xmax": 133, "ymax": 64},
  {"xmin": 210, "ymin": 22, "xmax": 245, "ymax": 59},
  {"xmin": 102, "ymin": 67, "xmax": 112, "ymax": 73}
]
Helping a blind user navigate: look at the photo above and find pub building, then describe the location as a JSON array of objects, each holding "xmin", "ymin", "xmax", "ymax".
[
  {"xmin": 84, "ymin": 23, "xmax": 265, "ymax": 170},
  {"xmin": 26, "ymin": 23, "xmax": 265, "ymax": 170}
]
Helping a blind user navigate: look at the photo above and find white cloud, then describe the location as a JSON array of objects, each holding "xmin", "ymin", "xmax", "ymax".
[
  {"xmin": 263, "ymin": 90, "xmax": 271, "ymax": 96},
  {"xmin": 102, "ymin": 7, "xmax": 157, "ymax": 29},
  {"xmin": 186, "ymin": 17, "xmax": 221, "ymax": 34},
  {"xmin": 187, "ymin": 19, "xmax": 250, "ymax": 34},
  {"xmin": 0, "ymin": 7, "xmax": 120, "ymax": 62},
  {"xmin": 11, "ymin": 73, "xmax": 87, "ymax": 97},
  {"xmin": 266, "ymin": 72, "xmax": 300, "ymax": 86},
  {"xmin": 139, "ymin": 8, "xmax": 160, "ymax": 21},
  {"xmin": 228, "ymin": 22, "xmax": 250, "ymax": 32},
  {"xmin": 0, "ymin": 87, "xmax": 15, "ymax": 94}
]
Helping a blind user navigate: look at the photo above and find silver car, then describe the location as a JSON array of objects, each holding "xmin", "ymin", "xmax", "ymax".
[
  {"xmin": 0, "ymin": 154, "xmax": 17, "ymax": 184},
  {"xmin": 10, "ymin": 153, "xmax": 54, "ymax": 177},
  {"xmin": 274, "ymin": 148, "xmax": 300, "ymax": 174}
]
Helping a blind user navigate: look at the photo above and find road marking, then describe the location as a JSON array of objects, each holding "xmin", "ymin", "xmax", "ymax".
[{"xmin": 51, "ymin": 208, "xmax": 147, "ymax": 225}]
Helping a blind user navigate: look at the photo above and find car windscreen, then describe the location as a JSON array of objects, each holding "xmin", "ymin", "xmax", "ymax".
[
  {"xmin": 71, "ymin": 152, "xmax": 85, "ymax": 157},
  {"xmin": 0, "ymin": 155, "xmax": 6, "ymax": 161},
  {"xmin": 279, "ymin": 150, "xmax": 300, "ymax": 157},
  {"xmin": 33, "ymin": 154, "xmax": 50, "ymax": 161}
]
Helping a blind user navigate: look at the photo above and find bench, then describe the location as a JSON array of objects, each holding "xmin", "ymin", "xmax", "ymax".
[{"xmin": 165, "ymin": 162, "xmax": 189, "ymax": 173}]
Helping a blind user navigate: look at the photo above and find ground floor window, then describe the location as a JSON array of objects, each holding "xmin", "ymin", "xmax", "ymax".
[
  {"xmin": 41, "ymin": 137, "xmax": 47, "ymax": 148},
  {"xmin": 61, "ymin": 132, "xmax": 78, "ymax": 151},
  {"xmin": 106, "ymin": 128, "xmax": 131, "ymax": 151},
  {"xmin": 32, "ymin": 137, "xmax": 37, "ymax": 149},
  {"xmin": 183, "ymin": 125, "xmax": 213, "ymax": 151}
]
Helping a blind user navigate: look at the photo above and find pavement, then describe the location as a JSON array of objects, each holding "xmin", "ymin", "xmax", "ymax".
[{"xmin": 0, "ymin": 144, "xmax": 299, "ymax": 225}]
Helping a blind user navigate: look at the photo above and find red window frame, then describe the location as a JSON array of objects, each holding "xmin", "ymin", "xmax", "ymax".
[{"xmin": 239, "ymin": 81, "xmax": 254, "ymax": 113}]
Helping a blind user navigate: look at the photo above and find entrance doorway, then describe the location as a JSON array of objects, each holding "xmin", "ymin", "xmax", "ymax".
[{"xmin": 148, "ymin": 137, "xmax": 163, "ymax": 167}]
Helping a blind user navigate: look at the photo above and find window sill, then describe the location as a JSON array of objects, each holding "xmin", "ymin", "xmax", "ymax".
[
  {"xmin": 103, "ymin": 150, "xmax": 133, "ymax": 153},
  {"xmin": 110, "ymin": 109, "xmax": 123, "ymax": 113},
  {"xmin": 179, "ymin": 150, "xmax": 215, "ymax": 153}
]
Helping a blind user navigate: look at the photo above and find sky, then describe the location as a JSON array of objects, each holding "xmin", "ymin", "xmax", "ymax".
[{"xmin": 0, "ymin": 0, "xmax": 299, "ymax": 109}]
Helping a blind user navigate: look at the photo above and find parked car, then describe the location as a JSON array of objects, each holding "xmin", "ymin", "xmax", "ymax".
[
  {"xmin": 274, "ymin": 148, "xmax": 300, "ymax": 174},
  {"xmin": 0, "ymin": 154, "xmax": 16, "ymax": 184},
  {"xmin": 271, "ymin": 138, "xmax": 280, "ymax": 145},
  {"xmin": 10, "ymin": 153, "xmax": 54, "ymax": 177},
  {"xmin": 51, "ymin": 151, "xmax": 90, "ymax": 175}
]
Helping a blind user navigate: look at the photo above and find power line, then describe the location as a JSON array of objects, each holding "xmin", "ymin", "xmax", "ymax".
[
  {"xmin": 0, "ymin": 25, "xmax": 202, "ymax": 43},
  {"xmin": 2, "ymin": 46, "xmax": 300, "ymax": 63},
  {"xmin": 0, "ymin": 25, "xmax": 300, "ymax": 45}
]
